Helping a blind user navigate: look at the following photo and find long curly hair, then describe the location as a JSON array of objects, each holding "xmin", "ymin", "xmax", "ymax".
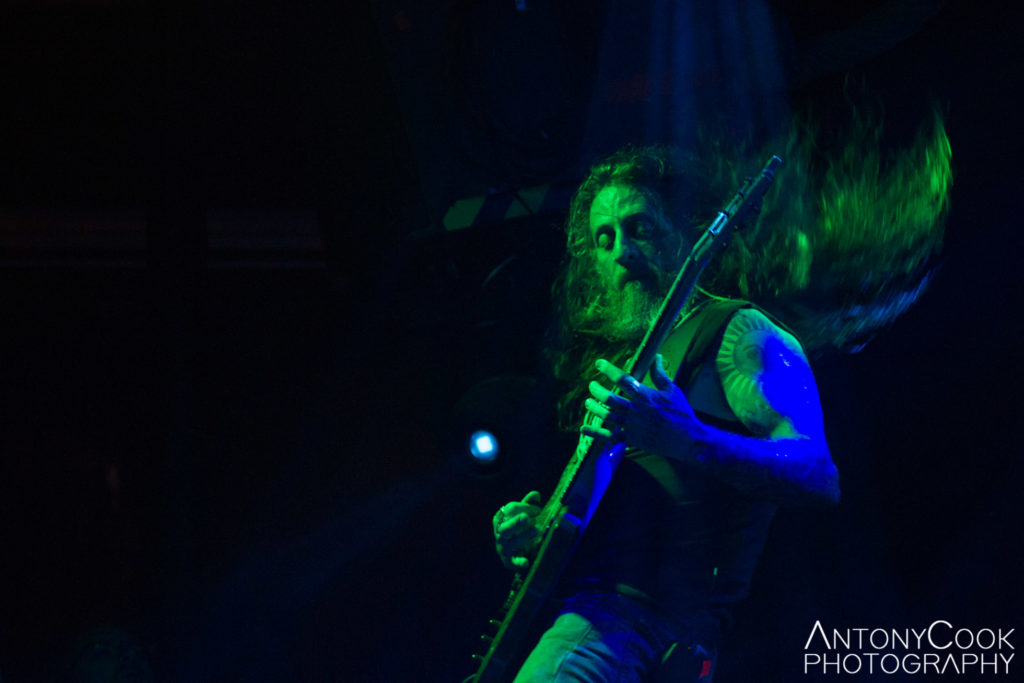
[{"xmin": 697, "ymin": 105, "xmax": 952, "ymax": 354}]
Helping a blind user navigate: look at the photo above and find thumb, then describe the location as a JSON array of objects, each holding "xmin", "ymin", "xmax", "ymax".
[
  {"xmin": 651, "ymin": 354, "xmax": 674, "ymax": 391},
  {"xmin": 522, "ymin": 490, "xmax": 542, "ymax": 506}
]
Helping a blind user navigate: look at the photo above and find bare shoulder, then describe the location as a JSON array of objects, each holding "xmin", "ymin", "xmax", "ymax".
[{"xmin": 715, "ymin": 308, "xmax": 822, "ymax": 438}]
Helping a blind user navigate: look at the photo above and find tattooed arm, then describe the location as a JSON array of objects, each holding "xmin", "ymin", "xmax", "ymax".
[{"xmin": 584, "ymin": 308, "xmax": 839, "ymax": 507}]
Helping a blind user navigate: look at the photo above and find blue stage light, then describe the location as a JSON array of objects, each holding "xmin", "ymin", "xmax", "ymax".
[{"xmin": 469, "ymin": 430, "xmax": 499, "ymax": 463}]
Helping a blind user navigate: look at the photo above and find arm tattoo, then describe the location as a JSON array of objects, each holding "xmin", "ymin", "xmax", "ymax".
[{"xmin": 691, "ymin": 309, "xmax": 839, "ymax": 507}]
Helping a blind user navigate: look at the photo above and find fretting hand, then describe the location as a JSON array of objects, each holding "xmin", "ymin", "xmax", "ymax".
[{"xmin": 580, "ymin": 354, "xmax": 701, "ymax": 462}]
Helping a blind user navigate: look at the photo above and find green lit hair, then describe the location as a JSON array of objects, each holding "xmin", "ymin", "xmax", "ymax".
[{"xmin": 715, "ymin": 104, "xmax": 953, "ymax": 352}]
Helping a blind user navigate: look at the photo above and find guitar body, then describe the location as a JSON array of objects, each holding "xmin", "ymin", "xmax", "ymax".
[{"xmin": 468, "ymin": 157, "xmax": 781, "ymax": 683}]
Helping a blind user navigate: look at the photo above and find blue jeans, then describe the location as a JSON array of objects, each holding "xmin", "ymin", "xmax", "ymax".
[{"xmin": 513, "ymin": 592, "xmax": 716, "ymax": 683}]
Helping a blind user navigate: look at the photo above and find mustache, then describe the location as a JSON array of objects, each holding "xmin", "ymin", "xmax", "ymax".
[
  {"xmin": 618, "ymin": 262, "xmax": 657, "ymax": 286},
  {"xmin": 621, "ymin": 262, "xmax": 672, "ymax": 295}
]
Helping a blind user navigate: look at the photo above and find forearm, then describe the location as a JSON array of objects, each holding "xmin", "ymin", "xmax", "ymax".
[{"xmin": 685, "ymin": 421, "xmax": 840, "ymax": 507}]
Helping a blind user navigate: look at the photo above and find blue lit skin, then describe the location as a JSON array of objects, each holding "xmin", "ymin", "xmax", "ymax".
[
  {"xmin": 583, "ymin": 310, "xmax": 839, "ymax": 508},
  {"xmin": 470, "ymin": 430, "xmax": 499, "ymax": 462}
]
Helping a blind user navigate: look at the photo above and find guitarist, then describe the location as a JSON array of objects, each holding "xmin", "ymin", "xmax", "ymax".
[{"xmin": 491, "ymin": 146, "xmax": 840, "ymax": 681}]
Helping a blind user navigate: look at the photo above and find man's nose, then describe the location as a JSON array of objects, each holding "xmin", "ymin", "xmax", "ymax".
[{"xmin": 613, "ymin": 233, "xmax": 640, "ymax": 264}]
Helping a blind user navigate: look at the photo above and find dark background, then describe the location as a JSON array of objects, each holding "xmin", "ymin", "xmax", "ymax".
[{"xmin": 0, "ymin": 1, "xmax": 1020, "ymax": 680}]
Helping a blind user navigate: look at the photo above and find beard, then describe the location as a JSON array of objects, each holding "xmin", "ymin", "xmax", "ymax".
[
  {"xmin": 601, "ymin": 280, "xmax": 663, "ymax": 341},
  {"xmin": 579, "ymin": 271, "xmax": 671, "ymax": 343},
  {"xmin": 557, "ymin": 257, "xmax": 678, "ymax": 427}
]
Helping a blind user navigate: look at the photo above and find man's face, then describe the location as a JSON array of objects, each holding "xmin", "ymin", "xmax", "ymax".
[
  {"xmin": 588, "ymin": 183, "xmax": 677, "ymax": 294},
  {"xmin": 586, "ymin": 183, "xmax": 680, "ymax": 339}
]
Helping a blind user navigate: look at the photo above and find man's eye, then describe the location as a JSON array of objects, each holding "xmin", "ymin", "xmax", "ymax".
[
  {"xmin": 596, "ymin": 232, "xmax": 613, "ymax": 249},
  {"xmin": 633, "ymin": 221, "xmax": 653, "ymax": 238}
]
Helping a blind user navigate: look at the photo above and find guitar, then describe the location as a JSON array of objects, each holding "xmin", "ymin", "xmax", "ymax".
[{"xmin": 468, "ymin": 156, "xmax": 782, "ymax": 683}]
